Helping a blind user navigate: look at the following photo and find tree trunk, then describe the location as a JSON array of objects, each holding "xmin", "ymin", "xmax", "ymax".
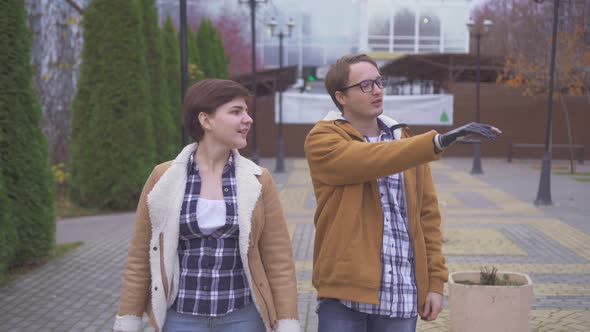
[
  {"xmin": 25, "ymin": 0, "xmax": 88, "ymax": 164},
  {"xmin": 558, "ymin": 92, "xmax": 575, "ymax": 174}
]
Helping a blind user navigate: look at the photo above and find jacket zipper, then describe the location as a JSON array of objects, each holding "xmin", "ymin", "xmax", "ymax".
[
  {"xmin": 415, "ymin": 166, "xmax": 421, "ymax": 233},
  {"xmin": 402, "ymin": 167, "xmax": 421, "ymax": 253},
  {"xmin": 401, "ymin": 171, "xmax": 412, "ymax": 236}
]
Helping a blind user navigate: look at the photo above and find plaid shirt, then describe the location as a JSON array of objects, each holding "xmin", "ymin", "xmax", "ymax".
[
  {"xmin": 173, "ymin": 151, "xmax": 251, "ymax": 316},
  {"xmin": 339, "ymin": 120, "xmax": 418, "ymax": 318}
]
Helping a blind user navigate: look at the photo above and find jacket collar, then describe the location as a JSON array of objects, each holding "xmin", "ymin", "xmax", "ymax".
[
  {"xmin": 321, "ymin": 110, "xmax": 404, "ymax": 140},
  {"xmin": 173, "ymin": 143, "xmax": 261, "ymax": 176},
  {"xmin": 148, "ymin": 143, "xmax": 262, "ymax": 231}
]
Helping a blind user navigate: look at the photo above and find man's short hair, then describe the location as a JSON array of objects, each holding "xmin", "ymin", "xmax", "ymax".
[{"xmin": 324, "ymin": 54, "xmax": 379, "ymax": 111}]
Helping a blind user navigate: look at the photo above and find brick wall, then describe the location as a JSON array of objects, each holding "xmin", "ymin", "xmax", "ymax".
[{"xmin": 241, "ymin": 83, "xmax": 589, "ymax": 160}]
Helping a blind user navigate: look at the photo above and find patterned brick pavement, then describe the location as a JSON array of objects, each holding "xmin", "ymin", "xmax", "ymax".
[
  {"xmin": 284, "ymin": 159, "xmax": 590, "ymax": 331},
  {"xmin": 0, "ymin": 158, "xmax": 588, "ymax": 331}
]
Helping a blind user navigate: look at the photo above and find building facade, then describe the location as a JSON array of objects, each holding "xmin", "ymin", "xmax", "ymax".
[
  {"xmin": 360, "ymin": 0, "xmax": 471, "ymax": 54},
  {"xmin": 262, "ymin": 0, "xmax": 472, "ymax": 73}
]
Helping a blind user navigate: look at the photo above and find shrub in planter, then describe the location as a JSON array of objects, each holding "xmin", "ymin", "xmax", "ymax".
[{"xmin": 449, "ymin": 267, "xmax": 533, "ymax": 332}]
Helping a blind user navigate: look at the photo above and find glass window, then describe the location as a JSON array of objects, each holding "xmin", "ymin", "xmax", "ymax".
[
  {"xmin": 393, "ymin": 8, "xmax": 415, "ymax": 51},
  {"xmin": 419, "ymin": 11, "xmax": 440, "ymax": 52}
]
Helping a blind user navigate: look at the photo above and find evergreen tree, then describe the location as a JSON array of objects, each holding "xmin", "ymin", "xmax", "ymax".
[
  {"xmin": 212, "ymin": 26, "xmax": 229, "ymax": 79},
  {"xmin": 139, "ymin": 0, "xmax": 176, "ymax": 162},
  {"xmin": 186, "ymin": 25, "xmax": 204, "ymax": 84},
  {"xmin": 162, "ymin": 16, "xmax": 181, "ymax": 140},
  {"xmin": 70, "ymin": 0, "xmax": 156, "ymax": 209},
  {"xmin": 197, "ymin": 19, "xmax": 229, "ymax": 79},
  {"xmin": 0, "ymin": 166, "xmax": 14, "ymax": 276},
  {"xmin": 196, "ymin": 19, "xmax": 214, "ymax": 78},
  {"xmin": 0, "ymin": 0, "xmax": 55, "ymax": 264}
]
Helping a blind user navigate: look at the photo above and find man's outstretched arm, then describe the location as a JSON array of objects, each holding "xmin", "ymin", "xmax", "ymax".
[{"xmin": 305, "ymin": 125, "xmax": 440, "ymax": 186}]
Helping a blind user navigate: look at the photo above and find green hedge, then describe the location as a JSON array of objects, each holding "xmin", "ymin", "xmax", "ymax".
[
  {"xmin": 70, "ymin": 0, "xmax": 155, "ymax": 209},
  {"xmin": 0, "ymin": 0, "xmax": 55, "ymax": 268}
]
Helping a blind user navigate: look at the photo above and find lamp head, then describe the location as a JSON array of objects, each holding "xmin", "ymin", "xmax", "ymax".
[
  {"xmin": 287, "ymin": 17, "xmax": 295, "ymax": 36},
  {"xmin": 483, "ymin": 19, "xmax": 493, "ymax": 33},
  {"xmin": 466, "ymin": 18, "xmax": 475, "ymax": 33},
  {"xmin": 267, "ymin": 17, "xmax": 278, "ymax": 35}
]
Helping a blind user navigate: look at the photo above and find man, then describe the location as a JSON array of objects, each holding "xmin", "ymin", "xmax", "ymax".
[{"xmin": 304, "ymin": 54, "xmax": 500, "ymax": 332}]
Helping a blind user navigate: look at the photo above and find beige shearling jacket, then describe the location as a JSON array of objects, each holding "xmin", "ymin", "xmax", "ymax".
[{"xmin": 113, "ymin": 143, "xmax": 299, "ymax": 332}]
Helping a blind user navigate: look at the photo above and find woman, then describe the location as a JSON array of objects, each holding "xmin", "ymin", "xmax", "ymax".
[{"xmin": 113, "ymin": 79, "xmax": 300, "ymax": 332}]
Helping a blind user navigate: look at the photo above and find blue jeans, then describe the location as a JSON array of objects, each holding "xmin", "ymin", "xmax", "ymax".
[
  {"xmin": 318, "ymin": 299, "xmax": 417, "ymax": 332},
  {"xmin": 162, "ymin": 303, "xmax": 266, "ymax": 332}
]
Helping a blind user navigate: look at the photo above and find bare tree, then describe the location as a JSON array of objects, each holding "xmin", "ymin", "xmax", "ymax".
[
  {"xmin": 481, "ymin": 0, "xmax": 590, "ymax": 172},
  {"xmin": 64, "ymin": 0, "xmax": 84, "ymax": 14},
  {"xmin": 25, "ymin": 0, "xmax": 89, "ymax": 164}
]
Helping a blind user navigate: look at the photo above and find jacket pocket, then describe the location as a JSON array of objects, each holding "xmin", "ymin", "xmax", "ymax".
[
  {"xmin": 321, "ymin": 206, "xmax": 361, "ymax": 261},
  {"xmin": 248, "ymin": 253, "xmax": 276, "ymax": 325}
]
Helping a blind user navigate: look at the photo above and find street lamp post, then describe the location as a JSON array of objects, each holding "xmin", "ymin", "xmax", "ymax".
[
  {"xmin": 240, "ymin": 0, "xmax": 267, "ymax": 165},
  {"xmin": 179, "ymin": 0, "xmax": 188, "ymax": 147},
  {"xmin": 533, "ymin": 0, "xmax": 560, "ymax": 205},
  {"xmin": 466, "ymin": 18, "xmax": 493, "ymax": 175},
  {"xmin": 267, "ymin": 17, "xmax": 295, "ymax": 173}
]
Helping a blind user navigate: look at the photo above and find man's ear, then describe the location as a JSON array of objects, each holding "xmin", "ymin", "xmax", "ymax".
[{"xmin": 335, "ymin": 91, "xmax": 347, "ymax": 107}]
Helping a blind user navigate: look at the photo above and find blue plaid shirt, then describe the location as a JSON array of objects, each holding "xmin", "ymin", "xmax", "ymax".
[
  {"xmin": 339, "ymin": 120, "xmax": 418, "ymax": 318},
  {"xmin": 173, "ymin": 151, "xmax": 251, "ymax": 316}
]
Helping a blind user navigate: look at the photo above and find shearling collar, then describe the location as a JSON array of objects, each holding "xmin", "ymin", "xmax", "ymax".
[
  {"xmin": 148, "ymin": 142, "xmax": 261, "ymax": 231},
  {"xmin": 321, "ymin": 110, "xmax": 404, "ymax": 140},
  {"xmin": 172, "ymin": 143, "xmax": 262, "ymax": 174}
]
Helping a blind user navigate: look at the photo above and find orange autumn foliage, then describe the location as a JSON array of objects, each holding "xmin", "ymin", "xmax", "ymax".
[{"xmin": 498, "ymin": 25, "xmax": 588, "ymax": 96}]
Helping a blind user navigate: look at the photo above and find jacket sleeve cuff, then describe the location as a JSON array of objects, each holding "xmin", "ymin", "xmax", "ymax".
[
  {"xmin": 428, "ymin": 278, "xmax": 446, "ymax": 295},
  {"xmin": 433, "ymin": 134, "xmax": 444, "ymax": 153},
  {"xmin": 274, "ymin": 318, "xmax": 301, "ymax": 332},
  {"xmin": 113, "ymin": 315, "xmax": 142, "ymax": 332}
]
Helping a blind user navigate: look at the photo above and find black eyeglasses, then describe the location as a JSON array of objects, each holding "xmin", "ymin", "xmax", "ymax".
[{"xmin": 341, "ymin": 77, "xmax": 384, "ymax": 93}]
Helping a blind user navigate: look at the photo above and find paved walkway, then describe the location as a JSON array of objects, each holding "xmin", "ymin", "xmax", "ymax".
[{"xmin": 1, "ymin": 157, "xmax": 589, "ymax": 331}]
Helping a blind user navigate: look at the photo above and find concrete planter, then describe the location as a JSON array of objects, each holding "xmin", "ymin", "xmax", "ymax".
[{"xmin": 448, "ymin": 271, "xmax": 533, "ymax": 332}]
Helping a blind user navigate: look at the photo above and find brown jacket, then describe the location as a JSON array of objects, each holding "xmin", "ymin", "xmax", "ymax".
[
  {"xmin": 113, "ymin": 143, "xmax": 299, "ymax": 332},
  {"xmin": 304, "ymin": 112, "xmax": 448, "ymax": 316}
]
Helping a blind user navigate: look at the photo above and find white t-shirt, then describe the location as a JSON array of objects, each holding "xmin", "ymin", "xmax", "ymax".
[{"xmin": 196, "ymin": 198, "xmax": 226, "ymax": 235}]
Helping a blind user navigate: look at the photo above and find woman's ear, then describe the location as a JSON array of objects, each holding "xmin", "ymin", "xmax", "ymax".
[{"xmin": 198, "ymin": 112, "xmax": 211, "ymax": 131}]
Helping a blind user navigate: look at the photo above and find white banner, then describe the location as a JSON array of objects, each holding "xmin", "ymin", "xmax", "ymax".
[{"xmin": 275, "ymin": 92, "xmax": 454, "ymax": 126}]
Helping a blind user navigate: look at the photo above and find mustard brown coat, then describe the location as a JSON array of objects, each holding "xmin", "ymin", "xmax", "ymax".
[{"xmin": 304, "ymin": 111, "xmax": 448, "ymax": 317}]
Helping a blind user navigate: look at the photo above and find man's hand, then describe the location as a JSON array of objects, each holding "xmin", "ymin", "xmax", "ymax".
[
  {"xmin": 421, "ymin": 292, "xmax": 443, "ymax": 321},
  {"xmin": 437, "ymin": 122, "xmax": 502, "ymax": 149}
]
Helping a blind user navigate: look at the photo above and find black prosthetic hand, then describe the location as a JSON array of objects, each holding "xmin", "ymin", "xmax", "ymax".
[{"xmin": 437, "ymin": 122, "xmax": 501, "ymax": 149}]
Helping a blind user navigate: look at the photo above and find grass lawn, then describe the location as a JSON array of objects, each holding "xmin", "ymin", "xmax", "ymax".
[
  {"xmin": 0, "ymin": 241, "xmax": 83, "ymax": 287},
  {"xmin": 55, "ymin": 194, "xmax": 102, "ymax": 219},
  {"xmin": 553, "ymin": 171, "xmax": 590, "ymax": 176},
  {"xmin": 552, "ymin": 170, "xmax": 590, "ymax": 183}
]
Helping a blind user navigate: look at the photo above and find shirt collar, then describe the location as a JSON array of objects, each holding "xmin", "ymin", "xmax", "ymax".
[
  {"xmin": 364, "ymin": 118, "xmax": 393, "ymax": 141},
  {"xmin": 188, "ymin": 150, "xmax": 235, "ymax": 175}
]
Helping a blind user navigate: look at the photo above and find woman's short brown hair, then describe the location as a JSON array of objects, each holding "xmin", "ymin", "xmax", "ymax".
[
  {"xmin": 324, "ymin": 54, "xmax": 379, "ymax": 111},
  {"xmin": 183, "ymin": 79, "xmax": 251, "ymax": 141}
]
